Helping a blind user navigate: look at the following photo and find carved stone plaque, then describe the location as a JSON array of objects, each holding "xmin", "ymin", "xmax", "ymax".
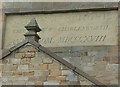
[{"xmin": 4, "ymin": 11, "xmax": 118, "ymax": 48}]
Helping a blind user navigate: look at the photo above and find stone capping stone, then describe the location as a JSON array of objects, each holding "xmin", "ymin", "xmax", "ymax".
[
  {"xmin": 3, "ymin": 2, "xmax": 118, "ymax": 15},
  {"xmin": 1, "ymin": 40, "xmax": 28, "ymax": 59}
]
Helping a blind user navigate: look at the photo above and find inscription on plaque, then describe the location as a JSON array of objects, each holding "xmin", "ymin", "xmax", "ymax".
[{"xmin": 4, "ymin": 11, "xmax": 118, "ymax": 48}]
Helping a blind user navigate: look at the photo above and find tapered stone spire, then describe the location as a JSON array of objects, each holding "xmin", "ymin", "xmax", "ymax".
[{"xmin": 24, "ymin": 18, "xmax": 42, "ymax": 42}]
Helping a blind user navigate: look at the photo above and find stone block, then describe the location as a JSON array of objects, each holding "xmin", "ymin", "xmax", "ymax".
[
  {"xmin": 34, "ymin": 70, "xmax": 42, "ymax": 76},
  {"xmin": 23, "ymin": 71, "xmax": 34, "ymax": 76},
  {"xmin": 2, "ymin": 77, "xmax": 8, "ymax": 83},
  {"xmin": 15, "ymin": 52, "xmax": 24, "ymax": 58},
  {"xmin": 61, "ymin": 70, "xmax": 72, "ymax": 76},
  {"xmin": 48, "ymin": 63, "xmax": 60, "ymax": 70},
  {"xmin": 13, "ymin": 72, "xmax": 23, "ymax": 76},
  {"xmin": 2, "ymin": 64, "xmax": 12, "ymax": 71},
  {"xmin": 50, "ymin": 69, "xmax": 61, "ymax": 76},
  {"xmin": 83, "ymin": 65, "xmax": 94, "ymax": 72},
  {"xmin": 88, "ymin": 51, "xmax": 98, "ymax": 56},
  {"xmin": 60, "ymin": 81, "xmax": 69, "ymax": 85},
  {"xmin": 106, "ymin": 64, "xmax": 118, "ymax": 72},
  {"xmin": 2, "ymin": 71, "xmax": 13, "ymax": 76},
  {"xmin": 86, "ymin": 71, "xmax": 96, "ymax": 77},
  {"xmin": 35, "ymin": 81, "xmax": 43, "ymax": 85},
  {"xmin": 12, "ymin": 81, "xmax": 26, "ymax": 85},
  {"xmin": 11, "ymin": 65, "xmax": 18, "ymax": 71},
  {"xmin": 44, "ymin": 81, "xmax": 59, "ymax": 85},
  {"xmin": 110, "ymin": 79, "xmax": 118, "ymax": 85},
  {"xmin": 2, "ymin": 81, "xmax": 12, "ymax": 85},
  {"xmin": 56, "ymin": 76, "xmax": 66, "ymax": 81},
  {"xmin": 31, "ymin": 56, "xmax": 43, "ymax": 63},
  {"xmin": 39, "ymin": 64, "xmax": 48, "ymax": 70},
  {"xmin": 47, "ymin": 76, "xmax": 57, "ymax": 81},
  {"xmin": 66, "ymin": 74, "xmax": 78, "ymax": 81},
  {"xmin": 103, "ymin": 56, "xmax": 111, "ymax": 62},
  {"xmin": 80, "ymin": 80, "xmax": 92, "ymax": 85},
  {"xmin": 61, "ymin": 65, "xmax": 68, "ymax": 70},
  {"xmin": 29, "ymin": 64, "xmax": 40, "ymax": 70},
  {"xmin": 28, "ymin": 76, "xmax": 39, "ymax": 82},
  {"xmin": 69, "ymin": 81, "xmax": 80, "ymax": 85},
  {"xmin": 38, "ymin": 76, "xmax": 47, "ymax": 82},
  {"xmin": 17, "ymin": 76, "xmax": 28, "ymax": 81},
  {"xmin": 95, "ymin": 61, "xmax": 107, "ymax": 71},
  {"xmin": 36, "ymin": 51, "xmax": 45, "ymax": 58},
  {"xmin": 19, "ymin": 45, "xmax": 37, "ymax": 52},
  {"xmin": 10, "ymin": 58, "xmax": 21, "ymax": 64},
  {"xmin": 26, "ymin": 81, "xmax": 35, "ymax": 85},
  {"xmin": 21, "ymin": 58, "xmax": 31, "ymax": 64},
  {"xmin": 23, "ymin": 52, "xmax": 35, "ymax": 58},
  {"xmin": 28, "ymin": 63, "xmax": 40, "ymax": 70},
  {"xmin": 43, "ymin": 58, "xmax": 53, "ymax": 64},
  {"xmin": 18, "ymin": 65, "xmax": 29, "ymax": 71},
  {"xmin": 2, "ymin": 59, "xmax": 9, "ymax": 64},
  {"xmin": 110, "ymin": 57, "xmax": 118, "ymax": 64},
  {"xmin": 15, "ymin": 52, "xmax": 35, "ymax": 58},
  {"xmin": 42, "ymin": 70, "xmax": 50, "ymax": 77}
]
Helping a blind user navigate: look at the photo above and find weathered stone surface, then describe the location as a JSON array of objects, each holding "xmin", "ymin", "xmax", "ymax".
[
  {"xmin": 26, "ymin": 81, "xmax": 35, "ymax": 85},
  {"xmin": 2, "ymin": 81, "xmax": 12, "ymax": 85},
  {"xmin": 61, "ymin": 70, "xmax": 72, "ymax": 76},
  {"xmin": 11, "ymin": 65, "xmax": 18, "ymax": 71},
  {"xmin": 18, "ymin": 45, "xmax": 37, "ymax": 52},
  {"xmin": 15, "ymin": 52, "xmax": 25, "ymax": 58},
  {"xmin": 2, "ymin": 72, "xmax": 13, "ymax": 76},
  {"xmin": 69, "ymin": 81, "xmax": 80, "ymax": 85},
  {"xmin": 61, "ymin": 65, "xmax": 68, "ymax": 70},
  {"xmin": 39, "ymin": 64, "xmax": 48, "ymax": 70},
  {"xmin": 43, "ymin": 58, "xmax": 53, "ymax": 64},
  {"xmin": 13, "ymin": 72, "xmax": 23, "ymax": 76},
  {"xmin": 34, "ymin": 70, "xmax": 42, "ymax": 76},
  {"xmin": 4, "ymin": 11, "xmax": 118, "ymax": 48},
  {"xmin": 48, "ymin": 63, "xmax": 60, "ymax": 70},
  {"xmin": 44, "ymin": 81, "xmax": 59, "ymax": 85},
  {"xmin": 10, "ymin": 58, "xmax": 21, "ymax": 64},
  {"xmin": 29, "ymin": 64, "xmax": 40, "ymax": 70},
  {"xmin": 12, "ymin": 81, "xmax": 26, "ymax": 85},
  {"xmin": 66, "ymin": 73, "xmax": 78, "ymax": 81},
  {"xmin": 47, "ymin": 76, "xmax": 57, "ymax": 81},
  {"xmin": 35, "ymin": 81, "xmax": 43, "ymax": 85},
  {"xmin": 2, "ymin": 59, "xmax": 9, "ymax": 64},
  {"xmin": 23, "ymin": 71, "xmax": 34, "ymax": 76},
  {"xmin": 18, "ymin": 65, "xmax": 29, "ymax": 71},
  {"xmin": 50, "ymin": 69, "xmax": 61, "ymax": 76},
  {"xmin": 60, "ymin": 81, "xmax": 69, "ymax": 85},
  {"xmin": 42, "ymin": 70, "xmax": 49, "ymax": 77},
  {"xmin": 56, "ymin": 76, "xmax": 66, "ymax": 81},
  {"xmin": 21, "ymin": 58, "xmax": 31, "ymax": 64},
  {"xmin": 2, "ymin": 64, "xmax": 12, "ymax": 71},
  {"xmin": 15, "ymin": 52, "xmax": 35, "ymax": 58},
  {"xmin": 95, "ymin": 61, "xmax": 107, "ymax": 71},
  {"xmin": 80, "ymin": 80, "xmax": 93, "ymax": 85},
  {"xmin": 23, "ymin": 52, "xmax": 35, "ymax": 58}
]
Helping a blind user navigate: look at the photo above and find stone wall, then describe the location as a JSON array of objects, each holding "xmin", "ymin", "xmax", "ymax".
[
  {"xmin": 48, "ymin": 45, "xmax": 118, "ymax": 85},
  {"xmin": 1, "ymin": 44, "xmax": 93, "ymax": 85},
  {"xmin": 1, "ymin": 2, "xmax": 119, "ymax": 86}
]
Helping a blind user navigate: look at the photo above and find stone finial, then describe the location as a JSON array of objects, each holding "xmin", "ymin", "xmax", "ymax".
[{"xmin": 24, "ymin": 18, "xmax": 42, "ymax": 42}]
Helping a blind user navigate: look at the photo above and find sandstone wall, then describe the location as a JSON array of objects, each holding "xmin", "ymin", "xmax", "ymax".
[{"xmin": 1, "ymin": 44, "xmax": 93, "ymax": 85}]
